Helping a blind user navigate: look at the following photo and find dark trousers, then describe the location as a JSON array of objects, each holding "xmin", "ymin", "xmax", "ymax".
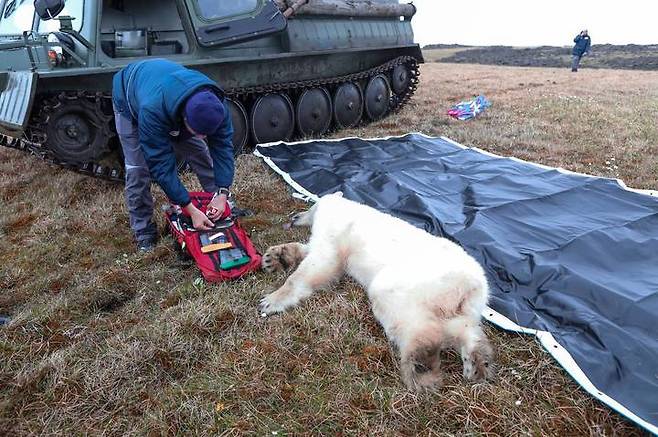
[
  {"xmin": 113, "ymin": 107, "xmax": 217, "ymax": 242},
  {"xmin": 571, "ymin": 54, "xmax": 583, "ymax": 71}
]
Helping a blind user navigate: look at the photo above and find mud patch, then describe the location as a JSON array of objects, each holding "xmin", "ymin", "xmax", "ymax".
[
  {"xmin": 2, "ymin": 213, "xmax": 38, "ymax": 243},
  {"xmin": 65, "ymin": 177, "xmax": 117, "ymax": 206}
]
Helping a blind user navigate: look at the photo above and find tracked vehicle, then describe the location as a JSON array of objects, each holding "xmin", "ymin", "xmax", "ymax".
[{"xmin": 0, "ymin": 0, "xmax": 422, "ymax": 182}]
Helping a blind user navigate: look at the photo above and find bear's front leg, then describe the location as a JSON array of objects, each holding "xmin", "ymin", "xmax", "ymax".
[{"xmin": 260, "ymin": 247, "xmax": 343, "ymax": 315}]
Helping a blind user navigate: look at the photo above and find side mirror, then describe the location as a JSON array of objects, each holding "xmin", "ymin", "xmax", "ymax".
[{"xmin": 34, "ymin": 0, "xmax": 66, "ymax": 21}]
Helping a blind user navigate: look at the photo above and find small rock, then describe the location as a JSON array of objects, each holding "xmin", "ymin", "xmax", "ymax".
[{"xmin": 515, "ymin": 399, "xmax": 522, "ymax": 406}]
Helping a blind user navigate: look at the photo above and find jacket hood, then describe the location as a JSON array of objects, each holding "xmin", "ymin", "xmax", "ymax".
[{"xmin": 161, "ymin": 69, "xmax": 225, "ymax": 120}]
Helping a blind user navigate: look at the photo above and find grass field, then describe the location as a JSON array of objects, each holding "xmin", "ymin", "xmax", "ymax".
[{"xmin": 1, "ymin": 61, "xmax": 657, "ymax": 435}]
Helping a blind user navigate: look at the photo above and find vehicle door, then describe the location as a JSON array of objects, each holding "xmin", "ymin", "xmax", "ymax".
[{"xmin": 184, "ymin": 0, "xmax": 286, "ymax": 47}]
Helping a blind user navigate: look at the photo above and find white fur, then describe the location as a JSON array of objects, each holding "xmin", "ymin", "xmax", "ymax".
[{"xmin": 260, "ymin": 192, "xmax": 493, "ymax": 390}]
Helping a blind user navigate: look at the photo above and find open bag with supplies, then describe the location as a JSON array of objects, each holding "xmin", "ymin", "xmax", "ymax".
[{"xmin": 164, "ymin": 192, "xmax": 262, "ymax": 281}]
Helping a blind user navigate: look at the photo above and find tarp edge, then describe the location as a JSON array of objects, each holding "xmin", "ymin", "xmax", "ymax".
[
  {"xmin": 483, "ymin": 308, "xmax": 658, "ymax": 435},
  {"xmin": 438, "ymin": 135, "xmax": 658, "ymax": 198},
  {"xmin": 254, "ymin": 133, "xmax": 657, "ymax": 199},
  {"xmin": 253, "ymin": 148, "xmax": 320, "ymax": 202}
]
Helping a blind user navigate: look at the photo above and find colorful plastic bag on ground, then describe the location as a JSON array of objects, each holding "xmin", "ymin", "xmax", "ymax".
[{"xmin": 447, "ymin": 95, "xmax": 491, "ymax": 120}]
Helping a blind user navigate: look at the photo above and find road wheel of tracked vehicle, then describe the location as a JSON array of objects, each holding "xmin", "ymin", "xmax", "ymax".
[
  {"xmin": 296, "ymin": 87, "xmax": 332, "ymax": 137},
  {"xmin": 250, "ymin": 93, "xmax": 295, "ymax": 144},
  {"xmin": 333, "ymin": 82, "xmax": 363, "ymax": 129},
  {"xmin": 365, "ymin": 74, "xmax": 391, "ymax": 121},
  {"xmin": 227, "ymin": 98, "xmax": 248, "ymax": 154},
  {"xmin": 44, "ymin": 94, "xmax": 113, "ymax": 163},
  {"xmin": 391, "ymin": 64, "xmax": 411, "ymax": 95}
]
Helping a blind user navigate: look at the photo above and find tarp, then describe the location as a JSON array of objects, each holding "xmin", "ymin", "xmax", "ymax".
[{"xmin": 254, "ymin": 133, "xmax": 658, "ymax": 433}]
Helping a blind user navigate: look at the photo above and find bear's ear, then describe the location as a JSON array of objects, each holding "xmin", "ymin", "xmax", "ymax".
[{"xmin": 322, "ymin": 191, "xmax": 343, "ymax": 200}]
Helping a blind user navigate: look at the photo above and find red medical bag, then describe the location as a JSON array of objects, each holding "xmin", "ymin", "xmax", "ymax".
[{"xmin": 165, "ymin": 192, "xmax": 261, "ymax": 281}]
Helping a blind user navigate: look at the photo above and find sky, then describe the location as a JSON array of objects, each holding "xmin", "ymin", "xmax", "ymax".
[{"xmin": 410, "ymin": 0, "xmax": 658, "ymax": 47}]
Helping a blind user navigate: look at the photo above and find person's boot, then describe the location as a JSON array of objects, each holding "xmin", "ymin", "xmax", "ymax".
[{"xmin": 137, "ymin": 236, "xmax": 158, "ymax": 253}]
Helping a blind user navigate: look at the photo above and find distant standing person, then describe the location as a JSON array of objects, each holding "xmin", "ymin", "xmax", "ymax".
[{"xmin": 571, "ymin": 30, "xmax": 591, "ymax": 72}]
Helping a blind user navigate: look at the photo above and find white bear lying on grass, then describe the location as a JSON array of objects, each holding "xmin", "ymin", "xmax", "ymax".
[{"xmin": 260, "ymin": 192, "xmax": 493, "ymax": 390}]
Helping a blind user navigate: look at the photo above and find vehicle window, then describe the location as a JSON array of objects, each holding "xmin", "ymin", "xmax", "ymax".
[
  {"xmin": 196, "ymin": 0, "xmax": 259, "ymax": 20},
  {"xmin": 0, "ymin": 0, "xmax": 35, "ymax": 34},
  {"xmin": 37, "ymin": 0, "xmax": 84, "ymax": 33}
]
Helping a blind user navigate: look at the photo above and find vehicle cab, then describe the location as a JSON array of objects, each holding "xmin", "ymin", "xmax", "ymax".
[{"xmin": 0, "ymin": 0, "xmax": 286, "ymax": 72}]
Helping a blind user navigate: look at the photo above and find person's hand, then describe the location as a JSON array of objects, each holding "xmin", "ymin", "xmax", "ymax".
[
  {"xmin": 206, "ymin": 193, "xmax": 228, "ymax": 221},
  {"xmin": 184, "ymin": 203, "xmax": 214, "ymax": 231}
]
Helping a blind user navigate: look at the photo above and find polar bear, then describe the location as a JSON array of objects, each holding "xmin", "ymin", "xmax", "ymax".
[{"xmin": 260, "ymin": 192, "xmax": 493, "ymax": 390}]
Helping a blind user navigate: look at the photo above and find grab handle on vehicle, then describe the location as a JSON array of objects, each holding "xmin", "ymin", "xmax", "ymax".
[{"xmin": 204, "ymin": 24, "xmax": 231, "ymax": 34}]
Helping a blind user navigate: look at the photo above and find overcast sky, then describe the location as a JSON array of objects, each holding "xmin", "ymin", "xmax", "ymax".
[{"xmin": 410, "ymin": 0, "xmax": 657, "ymax": 47}]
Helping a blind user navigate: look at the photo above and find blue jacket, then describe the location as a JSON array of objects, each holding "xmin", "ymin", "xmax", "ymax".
[
  {"xmin": 112, "ymin": 59, "xmax": 234, "ymax": 207},
  {"xmin": 573, "ymin": 35, "xmax": 591, "ymax": 56}
]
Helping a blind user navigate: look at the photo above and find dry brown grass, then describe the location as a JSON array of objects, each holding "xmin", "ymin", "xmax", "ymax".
[{"xmin": 1, "ymin": 62, "xmax": 655, "ymax": 435}]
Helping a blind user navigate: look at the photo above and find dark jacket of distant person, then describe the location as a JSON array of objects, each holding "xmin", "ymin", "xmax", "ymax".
[{"xmin": 572, "ymin": 33, "xmax": 591, "ymax": 56}]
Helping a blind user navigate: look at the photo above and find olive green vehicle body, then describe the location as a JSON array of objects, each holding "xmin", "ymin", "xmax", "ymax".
[{"xmin": 0, "ymin": 0, "xmax": 422, "ymax": 179}]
